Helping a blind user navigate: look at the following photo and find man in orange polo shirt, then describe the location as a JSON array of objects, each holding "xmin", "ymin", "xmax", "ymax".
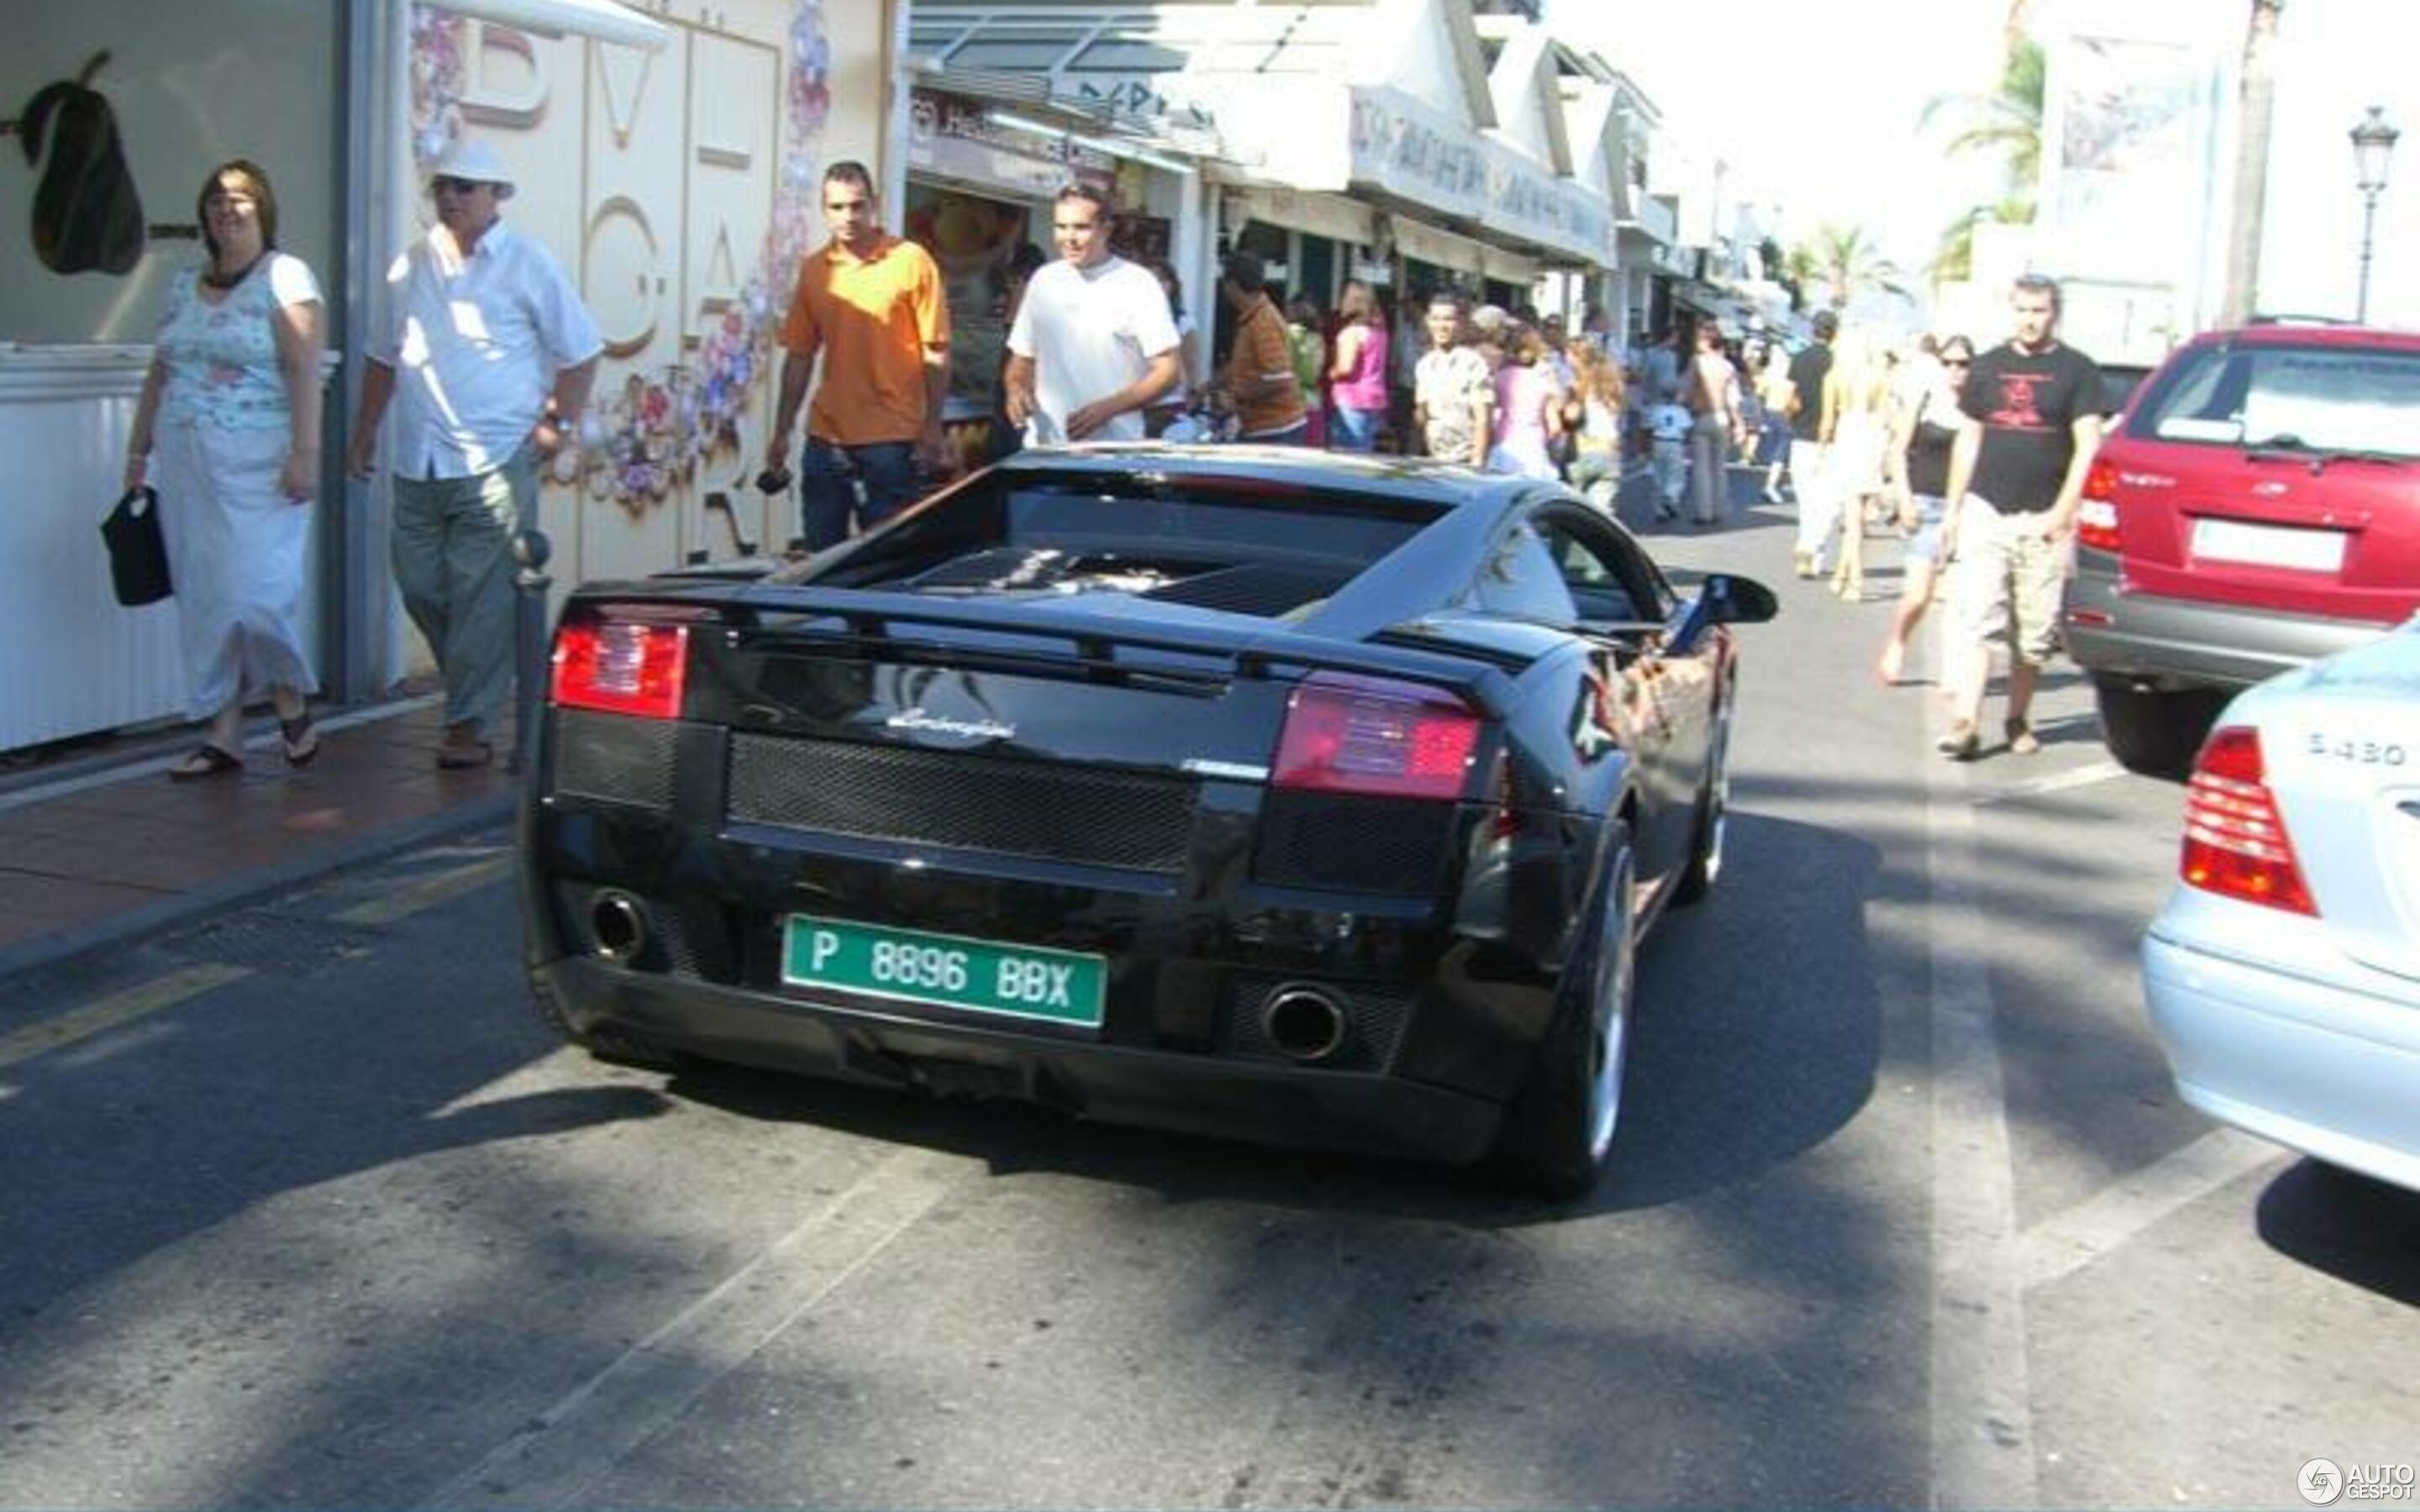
[
  {"xmin": 763, "ymin": 161, "xmax": 951, "ymax": 549},
  {"xmin": 1217, "ymin": 251, "xmax": 1307, "ymax": 444}
]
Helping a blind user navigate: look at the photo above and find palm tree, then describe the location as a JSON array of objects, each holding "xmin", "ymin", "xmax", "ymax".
[
  {"xmin": 1922, "ymin": 36, "xmax": 2045, "ymax": 224},
  {"xmin": 1928, "ymin": 196, "xmax": 2032, "ymax": 288},
  {"xmin": 1799, "ymin": 222, "xmax": 1908, "ymax": 311}
]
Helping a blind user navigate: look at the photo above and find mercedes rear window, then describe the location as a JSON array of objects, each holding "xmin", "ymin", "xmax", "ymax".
[{"xmin": 2134, "ymin": 343, "xmax": 2420, "ymax": 459}]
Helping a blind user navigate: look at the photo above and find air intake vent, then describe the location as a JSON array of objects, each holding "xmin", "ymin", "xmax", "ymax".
[
  {"xmin": 1253, "ymin": 790, "xmax": 1455, "ymax": 895},
  {"xmin": 728, "ymin": 734, "xmax": 1197, "ymax": 873},
  {"xmin": 553, "ymin": 709, "xmax": 678, "ymax": 808}
]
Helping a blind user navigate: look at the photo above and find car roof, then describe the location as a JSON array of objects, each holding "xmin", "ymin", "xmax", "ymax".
[
  {"xmin": 992, "ymin": 444, "xmax": 1539, "ymax": 512},
  {"xmin": 2179, "ymin": 322, "xmax": 2420, "ymax": 354}
]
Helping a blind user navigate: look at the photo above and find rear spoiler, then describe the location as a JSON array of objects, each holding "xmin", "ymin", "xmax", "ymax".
[{"xmin": 682, "ymin": 583, "xmax": 1525, "ymax": 717}]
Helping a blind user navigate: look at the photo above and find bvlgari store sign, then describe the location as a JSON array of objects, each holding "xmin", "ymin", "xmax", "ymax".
[{"xmin": 1347, "ymin": 87, "xmax": 1609, "ymax": 265}]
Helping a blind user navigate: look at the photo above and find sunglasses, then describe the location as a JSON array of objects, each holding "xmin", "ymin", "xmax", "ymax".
[
  {"xmin": 1942, "ymin": 358, "xmax": 1971, "ymax": 368},
  {"xmin": 431, "ymin": 176, "xmax": 490, "ymax": 196}
]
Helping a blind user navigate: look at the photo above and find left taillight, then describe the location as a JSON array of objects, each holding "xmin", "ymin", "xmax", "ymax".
[
  {"xmin": 550, "ymin": 621, "xmax": 690, "ymax": 720},
  {"xmin": 2075, "ymin": 459, "xmax": 2121, "ymax": 552},
  {"xmin": 2180, "ymin": 724, "xmax": 2315, "ymax": 916},
  {"xmin": 1270, "ymin": 672, "xmax": 1481, "ymax": 802}
]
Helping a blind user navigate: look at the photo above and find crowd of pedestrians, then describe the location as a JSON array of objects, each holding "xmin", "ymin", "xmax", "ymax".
[{"xmin": 118, "ymin": 131, "xmax": 2096, "ymax": 779}]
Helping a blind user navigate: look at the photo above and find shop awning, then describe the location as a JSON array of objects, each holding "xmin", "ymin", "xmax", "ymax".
[
  {"xmin": 1388, "ymin": 215, "xmax": 1488, "ymax": 278},
  {"xmin": 1221, "ymin": 185, "xmax": 1376, "ymax": 249},
  {"xmin": 429, "ymin": 0, "xmax": 669, "ymax": 50},
  {"xmin": 1481, "ymin": 245, "xmax": 1540, "ymax": 287}
]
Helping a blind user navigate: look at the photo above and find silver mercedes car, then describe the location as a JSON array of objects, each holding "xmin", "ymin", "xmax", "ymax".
[{"xmin": 2143, "ymin": 617, "xmax": 2420, "ymax": 1191}]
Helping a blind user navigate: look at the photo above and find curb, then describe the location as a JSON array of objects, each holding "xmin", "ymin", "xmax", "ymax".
[{"xmin": 0, "ymin": 791, "xmax": 518, "ymax": 990}]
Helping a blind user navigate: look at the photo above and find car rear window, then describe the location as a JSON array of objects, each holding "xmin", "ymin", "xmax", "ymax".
[
  {"xmin": 1002, "ymin": 485, "xmax": 1439, "ymax": 563},
  {"xmin": 2133, "ymin": 342, "xmax": 2420, "ymax": 458}
]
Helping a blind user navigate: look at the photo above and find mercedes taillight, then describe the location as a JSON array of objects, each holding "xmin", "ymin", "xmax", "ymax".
[
  {"xmin": 1270, "ymin": 673, "xmax": 1481, "ymax": 801},
  {"xmin": 550, "ymin": 621, "xmax": 691, "ymax": 720},
  {"xmin": 2181, "ymin": 725, "xmax": 2315, "ymax": 916}
]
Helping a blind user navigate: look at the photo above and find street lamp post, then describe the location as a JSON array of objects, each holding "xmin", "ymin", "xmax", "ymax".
[{"xmin": 2350, "ymin": 105, "xmax": 2399, "ymax": 323}]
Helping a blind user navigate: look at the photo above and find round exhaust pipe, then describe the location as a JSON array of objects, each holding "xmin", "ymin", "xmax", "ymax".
[
  {"xmin": 590, "ymin": 891, "xmax": 649, "ymax": 962},
  {"xmin": 1260, "ymin": 984, "xmax": 1349, "ymax": 1063}
]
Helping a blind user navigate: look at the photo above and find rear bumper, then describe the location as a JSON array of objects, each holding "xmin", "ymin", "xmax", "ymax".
[
  {"xmin": 2063, "ymin": 551, "xmax": 2393, "ymax": 690},
  {"xmin": 2144, "ymin": 909, "xmax": 2420, "ymax": 1194},
  {"xmin": 537, "ymin": 955, "xmax": 1504, "ymax": 1164}
]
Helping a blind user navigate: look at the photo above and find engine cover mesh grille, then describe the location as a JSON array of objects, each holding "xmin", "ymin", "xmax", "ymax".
[{"xmin": 727, "ymin": 734, "xmax": 1197, "ymax": 872}]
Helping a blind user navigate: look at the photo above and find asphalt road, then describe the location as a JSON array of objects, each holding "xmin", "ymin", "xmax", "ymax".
[{"xmin": 1, "ymin": 465, "xmax": 2413, "ymax": 1509}]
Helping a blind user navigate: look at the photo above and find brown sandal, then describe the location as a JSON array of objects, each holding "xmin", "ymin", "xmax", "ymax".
[{"xmin": 169, "ymin": 744, "xmax": 244, "ymax": 781}]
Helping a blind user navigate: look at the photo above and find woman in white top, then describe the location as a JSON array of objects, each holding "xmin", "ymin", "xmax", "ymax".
[{"xmin": 123, "ymin": 160, "xmax": 325, "ymax": 779}]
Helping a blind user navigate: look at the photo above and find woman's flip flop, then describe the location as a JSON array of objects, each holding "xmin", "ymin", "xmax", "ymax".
[{"xmin": 169, "ymin": 744, "xmax": 244, "ymax": 781}]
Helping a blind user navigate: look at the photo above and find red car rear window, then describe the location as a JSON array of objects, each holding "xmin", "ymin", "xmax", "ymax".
[{"xmin": 2132, "ymin": 341, "xmax": 2420, "ymax": 459}]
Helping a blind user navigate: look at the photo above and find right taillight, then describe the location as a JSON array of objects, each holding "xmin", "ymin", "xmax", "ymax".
[
  {"xmin": 1270, "ymin": 673, "xmax": 1481, "ymax": 801},
  {"xmin": 550, "ymin": 620, "xmax": 690, "ymax": 719},
  {"xmin": 2181, "ymin": 725, "xmax": 2315, "ymax": 916},
  {"xmin": 2075, "ymin": 459, "xmax": 2121, "ymax": 552}
]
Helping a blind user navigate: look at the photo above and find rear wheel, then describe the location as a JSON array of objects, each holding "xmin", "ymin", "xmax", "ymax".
[
  {"xmin": 524, "ymin": 908, "xmax": 678, "ymax": 1068},
  {"xmin": 2093, "ymin": 675, "xmax": 2226, "ymax": 778},
  {"xmin": 1672, "ymin": 683, "xmax": 1733, "ymax": 907},
  {"xmin": 1488, "ymin": 835, "xmax": 1636, "ymax": 1200}
]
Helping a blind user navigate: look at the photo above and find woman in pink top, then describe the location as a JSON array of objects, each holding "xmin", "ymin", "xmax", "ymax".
[
  {"xmin": 1487, "ymin": 324, "xmax": 1564, "ymax": 480},
  {"xmin": 1326, "ymin": 281, "xmax": 1390, "ymax": 452}
]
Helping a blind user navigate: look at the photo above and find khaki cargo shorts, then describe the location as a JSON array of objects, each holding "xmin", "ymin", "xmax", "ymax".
[{"xmin": 1948, "ymin": 498, "xmax": 2065, "ymax": 666}]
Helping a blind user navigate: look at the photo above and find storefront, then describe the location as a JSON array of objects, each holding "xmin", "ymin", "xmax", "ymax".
[
  {"xmin": 899, "ymin": 81, "xmax": 1208, "ymax": 446},
  {"xmin": 900, "ymin": 88, "xmax": 1119, "ymax": 460},
  {"xmin": 1, "ymin": 0, "xmax": 904, "ymax": 754},
  {"xmin": 2, "ymin": 0, "xmax": 350, "ymax": 753}
]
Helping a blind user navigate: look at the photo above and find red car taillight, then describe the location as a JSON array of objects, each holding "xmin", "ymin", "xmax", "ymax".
[
  {"xmin": 550, "ymin": 621, "xmax": 690, "ymax": 719},
  {"xmin": 2075, "ymin": 459, "xmax": 2121, "ymax": 552},
  {"xmin": 1271, "ymin": 673, "xmax": 1481, "ymax": 801},
  {"xmin": 2181, "ymin": 725, "xmax": 2315, "ymax": 916}
]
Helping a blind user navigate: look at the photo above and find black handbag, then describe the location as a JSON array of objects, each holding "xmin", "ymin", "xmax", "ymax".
[{"xmin": 100, "ymin": 485, "xmax": 171, "ymax": 606}]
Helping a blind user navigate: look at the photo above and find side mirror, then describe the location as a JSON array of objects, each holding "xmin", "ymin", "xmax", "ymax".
[
  {"xmin": 1667, "ymin": 573, "xmax": 1777, "ymax": 654},
  {"xmin": 1701, "ymin": 572, "xmax": 1778, "ymax": 627}
]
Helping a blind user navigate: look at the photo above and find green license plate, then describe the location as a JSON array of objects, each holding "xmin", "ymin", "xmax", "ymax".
[{"xmin": 781, "ymin": 915, "xmax": 1106, "ymax": 1029}]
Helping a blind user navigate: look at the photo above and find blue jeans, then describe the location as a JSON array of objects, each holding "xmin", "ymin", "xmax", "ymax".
[
  {"xmin": 1330, "ymin": 404, "xmax": 1381, "ymax": 452},
  {"xmin": 799, "ymin": 437, "xmax": 923, "ymax": 550}
]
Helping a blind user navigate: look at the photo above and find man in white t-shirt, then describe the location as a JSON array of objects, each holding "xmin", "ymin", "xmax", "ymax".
[{"xmin": 1004, "ymin": 183, "xmax": 1180, "ymax": 444}]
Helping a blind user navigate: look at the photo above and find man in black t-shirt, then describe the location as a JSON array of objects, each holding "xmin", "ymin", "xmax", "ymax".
[
  {"xmin": 1786, "ymin": 309, "xmax": 1838, "ymax": 575},
  {"xmin": 1935, "ymin": 274, "xmax": 2103, "ymax": 759}
]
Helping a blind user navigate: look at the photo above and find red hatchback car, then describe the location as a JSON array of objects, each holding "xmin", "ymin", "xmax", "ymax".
[{"xmin": 2064, "ymin": 321, "xmax": 2420, "ymax": 774}]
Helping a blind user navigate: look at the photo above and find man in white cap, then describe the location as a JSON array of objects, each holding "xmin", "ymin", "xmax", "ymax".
[{"xmin": 345, "ymin": 139, "xmax": 602, "ymax": 769}]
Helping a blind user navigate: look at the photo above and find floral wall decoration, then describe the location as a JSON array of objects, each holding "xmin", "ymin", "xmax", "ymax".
[
  {"xmin": 404, "ymin": 0, "xmax": 832, "ymax": 523},
  {"xmin": 408, "ymin": 4, "xmax": 465, "ymax": 170}
]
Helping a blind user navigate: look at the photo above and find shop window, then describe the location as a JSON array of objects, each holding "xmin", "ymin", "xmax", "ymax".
[{"xmin": 903, "ymin": 181, "xmax": 1039, "ymax": 425}]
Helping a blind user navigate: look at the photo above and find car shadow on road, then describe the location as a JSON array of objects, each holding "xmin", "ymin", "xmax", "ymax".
[
  {"xmin": 666, "ymin": 807, "xmax": 1887, "ymax": 1228},
  {"xmin": 2254, "ymin": 1159, "xmax": 2420, "ymax": 1305}
]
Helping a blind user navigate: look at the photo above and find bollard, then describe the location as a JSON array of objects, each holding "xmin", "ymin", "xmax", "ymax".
[{"xmin": 510, "ymin": 527, "xmax": 553, "ymax": 775}]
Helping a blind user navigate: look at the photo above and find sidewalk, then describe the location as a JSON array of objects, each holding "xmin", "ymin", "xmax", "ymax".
[{"xmin": 0, "ymin": 698, "xmax": 518, "ymax": 983}]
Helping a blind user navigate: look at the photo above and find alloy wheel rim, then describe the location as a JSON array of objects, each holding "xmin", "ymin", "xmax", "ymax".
[
  {"xmin": 1585, "ymin": 856, "xmax": 1635, "ymax": 1161},
  {"xmin": 1702, "ymin": 700, "xmax": 1732, "ymax": 885}
]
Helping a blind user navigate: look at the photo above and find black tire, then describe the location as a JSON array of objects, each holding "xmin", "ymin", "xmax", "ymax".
[
  {"xmin": 524, "ymin": 924, "xmax": 678, "ymax": 1068},
  {"xmin": 1671, "ymin": 680, "xmax": 1733, "ymax": 907},
  {"xmin": 2093, "ymin": 675, "xmax": 2226, "ymax": 778},
  {"xmin": 1488, "ymin": 832, "xmax": 1637, "ymax": 1200}
]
